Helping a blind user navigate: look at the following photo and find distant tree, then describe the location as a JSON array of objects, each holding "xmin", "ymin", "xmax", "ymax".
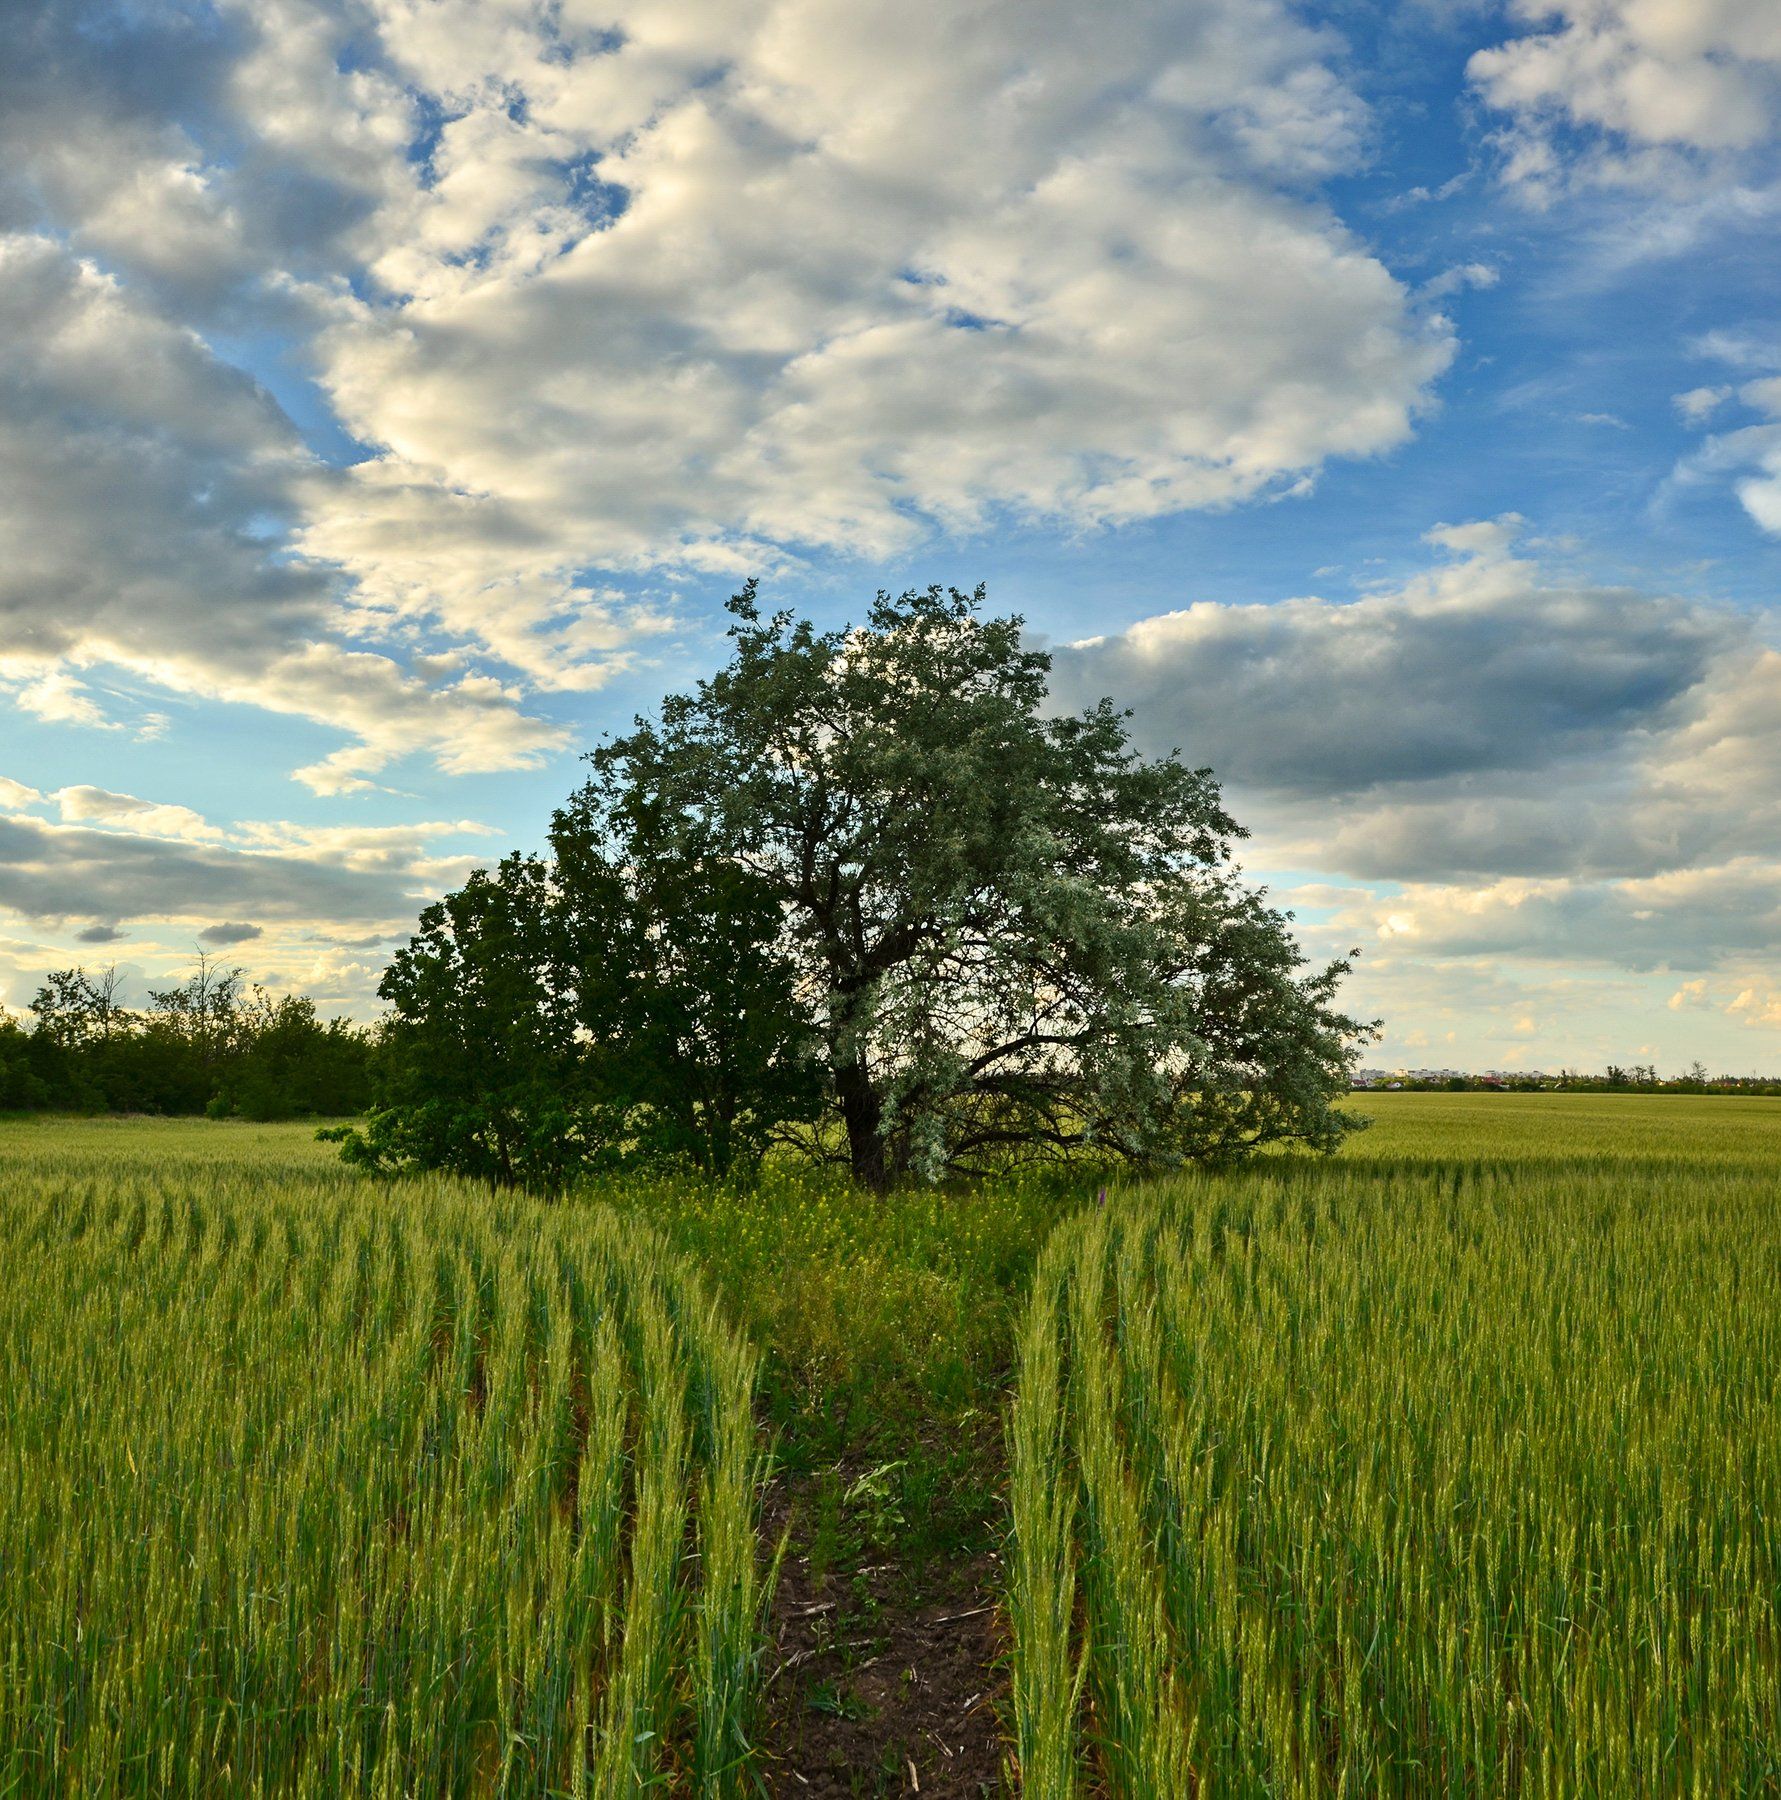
[
  {"xmin": 146, "ymin": 954, "xmax": 245, "ymax": 1065},
  {"xmin": 0, "ymin": 1015, "xmax": 48, "ymax": 1111},
  {"xmin": 29, "ymin": 965, "xmax": 127, "ymax": 1050},
  {"xmin": 571, "ymin": 582, "xmax": 1369, "ymax": 1188},
  {"xmin": 125, "ymin": 955, "xmax": 248, "ymax": 1112},
  {"xmin": 28, "ymin": 966, "xmax": 138, "ymax": 1108},
  {"xmin": 227, "ymin": 993, "xmax": 374, "ymax": 1120},
  {"xmin": 21, "ymin": 956, "xmax": 371, "ymax": 1119}
]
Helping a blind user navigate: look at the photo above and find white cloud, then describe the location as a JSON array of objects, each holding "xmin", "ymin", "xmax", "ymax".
[
  {"xmin": 0, "ymin": 802, "xmax": 499, "ymax": 936},
  {"xmin": 1349, "ymin": 861, "xmax": 1781, "ymax": 971},
  {"xmin": 295, "ymin": 0, "xmax": 1452, "ymax": 602},
  {"xmin": 1674, "ymin": 383, "xmax": 1733, "ymax": 422},
  {"xmin": 0, "ymin": 0, "xmax": 1460, "ymax": 786},
  {"xmin": 1471, "ymin": 0, "xmax": 1781, "ymax": 195},
  {"xmin": 1051, "ymin": 516, "xmax": 1735, "ymax": 814},
  {"xmin": 234, "ymin": 816, "xmax": 501, "ymax": 871},
  {"xmin": 1729, "ymin": 985, "xmax": 1781, "ymax": 1028},
  {"xmin": 11, "ymin": 670, "xmax": 119, "ymax": 729},
  {"xmin": 1668, "ymin": 348, "xmax": 1781, "ymax": 537},
  {"xmin": 0, "ymin": 234, "xmax": 571, "ymax": 788},
  {"xmin": 1420, "ymin": 260, "xmax": 1501, "ymax": 299},
  {"xmin": 51, "ymin": 785, "xmax": 224, "ymax": 844},
  {"xmin": 0, "ymin": 773, "xmax": 502, "ymax": 992}
]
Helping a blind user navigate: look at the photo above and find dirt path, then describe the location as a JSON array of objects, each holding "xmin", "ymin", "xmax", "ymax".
[{"xmin": 758, "ymin": 1479, "xmax": 1009, "ymax": 1796}]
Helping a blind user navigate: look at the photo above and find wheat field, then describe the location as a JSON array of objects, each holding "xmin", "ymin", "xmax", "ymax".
[
  {"xmin": 1010, "ymin": 1160, "xmax": 1781, "ymax": 1796},
  {"xmin": 0, "ymin": 1151, "xmax": 773, "ymax": 1797},
  {"xmin": 5, "ymin": 1103, "xmax": 1781, "ymax": 1795}
]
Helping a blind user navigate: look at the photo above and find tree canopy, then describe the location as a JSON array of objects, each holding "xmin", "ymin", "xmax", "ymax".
[{"xmin": 343, "ymin": 583, "xmax": 1370, "ymax": 1191}]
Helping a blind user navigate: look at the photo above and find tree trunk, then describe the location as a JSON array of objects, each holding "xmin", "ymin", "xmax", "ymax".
[{"xmin": 835, "ymin": 1057, "xmax": 888, "ymax": 1191}]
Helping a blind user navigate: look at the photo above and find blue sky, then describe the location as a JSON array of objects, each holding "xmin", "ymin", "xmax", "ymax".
[{"xmin": 3, "ymin": 0, "xmax": 1780, "ymax": 1071}]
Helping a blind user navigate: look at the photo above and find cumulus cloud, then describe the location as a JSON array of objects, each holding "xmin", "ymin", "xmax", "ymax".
[
  {"xmin": 0, "ymin": 0, "xmax": 1456, "ymax": 776},
  {"xmin": 1675, "ymin": 384, "xmax": 1733, "ymax": 423},
  {"xmin": 0, "ymin": 814, "xmax": 417, "ymax": 929},
  {"xmin": 0, "ymin": 790, "xmax": 499, "ymax": 940},
  {"xmin": 1729, "ymin": 985, "xmax": 1781, "ymax": 1028},
  {"xmin": 0, "ymin": 234, "xmax": 571, "ymax": 790},
  {"xmin": 1668, "ymin": 354, "xmax": 1781, "ymax": 536},
  {"xmin": 0, "ymin": 0, "xmax": 410, "ymax": 312},
  {"xmin": 1358, "ymin": 862, "xmax": 1781, "ymax": 970},
  {"xmin": 1470, "ymin": 0, "xmax": 1781, "ymax": 198},
  {"xmin": 11, "ymin": 670, "xmax": 120, "ymax": 730},
  {"xmin": 297, "ymin": 0, "xmax": 1452, "ymax": 616},
  {"xmin": 1051, "ymin": 519, "xmax": 1781, "ymax": 979},
  {"xmin": 1052, "ymin": 517, "xmax": 1734, "ymax": 810},
  {"xmin": 51, "ymin": 785, "xmax": 225, "ymax": 844},
  {"xmin": 199, "ymin": 921, "xmax": 264, "ymax": 945}
]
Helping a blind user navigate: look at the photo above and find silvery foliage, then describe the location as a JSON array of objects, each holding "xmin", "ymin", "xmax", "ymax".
[{"xmin": 581, "ymin": 583, "xmax": 1369, "ymax": 1186}]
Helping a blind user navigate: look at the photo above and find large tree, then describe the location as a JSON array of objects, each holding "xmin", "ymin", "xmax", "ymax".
[
  {"xmin": 334, "ymin": 822, "xmax": 820, "ymax": 1190},
  {"xmin": 572, "ymin": 582, "xmax": 1370, "ymax": 1188},
  {"xmin": 328, "ymin": 855, "xmax": 598, "ymax": 1194}
]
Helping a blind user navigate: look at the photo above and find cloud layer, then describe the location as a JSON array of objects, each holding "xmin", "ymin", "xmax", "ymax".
[
  {"xmin": 0, "ymin": 234, "xmax": 572, "ymax": 792},
  {"xmin": 0, "ymin": 775, "xmax": 495, "ymax": 1010},
  {"xmin": 0, "ymin": 0, "xmax": 1456, "ymax": 793},
  {"xmin": 1054, "ymin": 521, "xmax": 1781, "ymax": 995},
  {"xmin": 1471, "ymin": 0, "xmax": 1781, "ymax": 192}
]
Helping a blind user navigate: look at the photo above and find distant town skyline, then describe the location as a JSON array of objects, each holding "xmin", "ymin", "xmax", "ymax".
[{"xmin": 2, "ymin": 0, "xmax": 1779, "ymax": 1068}]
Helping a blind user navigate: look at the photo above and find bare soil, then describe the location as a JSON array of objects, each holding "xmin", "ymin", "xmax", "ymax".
[{"xmin": 758, "ymin": 1477, "xmax": 1009, "ymax": 1796}]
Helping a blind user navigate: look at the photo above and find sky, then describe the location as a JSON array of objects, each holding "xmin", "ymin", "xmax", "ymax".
[{"xmin": 2, "ymin": 0, "xmax": 1780, "ymax": 1073}]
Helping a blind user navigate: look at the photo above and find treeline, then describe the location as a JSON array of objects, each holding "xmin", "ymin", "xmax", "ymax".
[
  {"xmin": 0, "ymin": 958, "xmax": 372, "ymax": 1119},
  {"xmin": 1594, "ymin": 1063, "xmax": 1781, "ymax": 1093},
  {"xmin": 1367, "ymin": 1069, "xmax": 1781, "ymax": 1096}
]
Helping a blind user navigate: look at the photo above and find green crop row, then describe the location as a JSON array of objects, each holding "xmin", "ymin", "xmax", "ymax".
[
  {"xmin": 0, "ymin": 1163, "xmax": 774, "ymax": 1797},
  {"xmin": 1010, "ymin": 1168, "xmax": 1781, "ymax": 1796}
]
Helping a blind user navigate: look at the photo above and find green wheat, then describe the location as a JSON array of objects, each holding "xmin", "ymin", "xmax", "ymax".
[
  {"xmin": 1010, "ymin": 1164, "xmax": 1781, "ymax": 1795},
  {"xmin": 0, "ymin": 1160, "xmax": 774, "ymax": 1797}
]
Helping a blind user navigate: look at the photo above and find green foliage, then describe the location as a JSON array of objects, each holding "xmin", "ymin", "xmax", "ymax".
[
  {"xmin": 552, "ymin": 780, "xmax": 823, "ymax": 1177},
  {"xmin": 584, "ymin": 581, "xmax": 1369, "ymax": 1188},
  {"xmin": 335, "ymin": 807, "xmax": 822, "ymax": 1190},
  {"xmin": 0, "ymin": 1149, "xmax": 774, "ymax": 1796},
  {"xmin": 353, "ymin": 581, "xmax": 1369, "ymax": 1196},
  {"xmin": 0, "ymin": 1015, "xmax": 50, "ymax": 1110},
  {"xmin": 327, "ymin": 855, "xmax": 601, "ymax": 1194},
  {"xmin": 14, "ymin": 956, "xmax": 372, "ymax": 1117},
  {"xmin": 1010, "ymin": 1163, "xmax": 1781, "ymax": 1794},
  {"xmin": 615, "ymin": 1160, "xmax": 1083, "ymax": 1574}
]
